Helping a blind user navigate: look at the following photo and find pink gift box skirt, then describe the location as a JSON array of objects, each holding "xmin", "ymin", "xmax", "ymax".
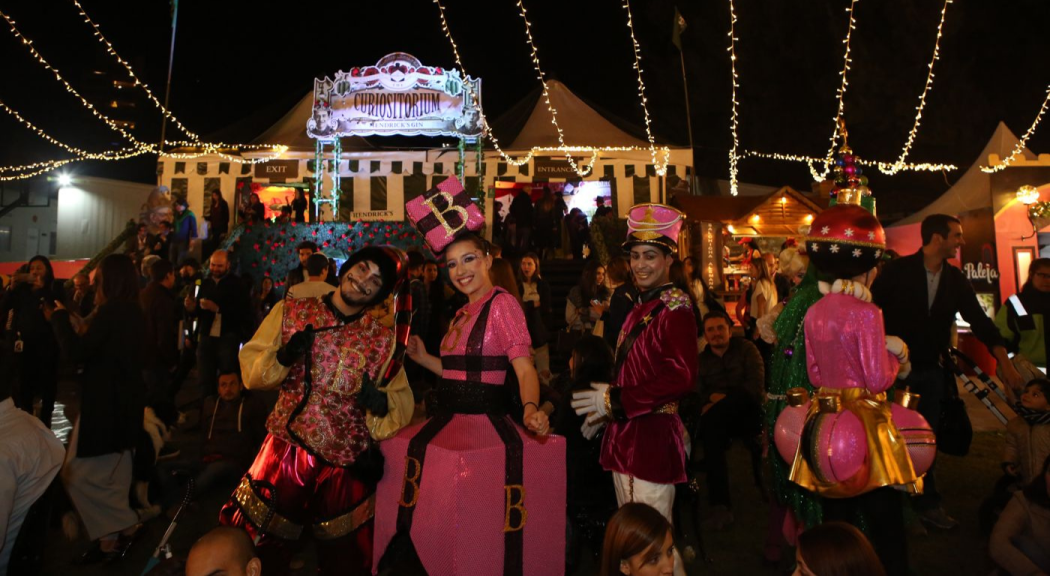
[{"xmin": 374, "ymin": 414, "xmax": 566, "ymax": 576}]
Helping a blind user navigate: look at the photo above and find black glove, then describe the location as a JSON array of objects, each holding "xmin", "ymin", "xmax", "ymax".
[
  {"xmin": 357, "ymin": 372, "xmax": 389, "ymax": 417},
  {"xmin": 276, "ymin": 329, "xmax": 312, "ymax": 367}
]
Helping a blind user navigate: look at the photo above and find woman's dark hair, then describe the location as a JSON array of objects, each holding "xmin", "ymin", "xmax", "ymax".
[
  {"xmin": 605, "ymin": 255, "xmax": 631, "ymax": 285},
  {"xmin": 1023, "ymin": 453, "xmax": 1050, "ymax": 508},
  {"xmin": 670, "ymin": 261, "xmax": 691, "ymax": 297},
  {"xmin": 571, "ymin": 335, "xmax": 613, "ymax": 391},
  {"xmin": 1025, "ymin": 378, "xmax": 1050, "ymax": 401},
  {"xmin": 796, "ymin": 522, "xmax": 887, "ymax": 576},
  {"xmin": 96, "ymin": 253, "xmax": 140, "ymax": 304},
  {"xmin": 446, "ymin": 232, "xmax": 491, "ymax": 257},
  {"xmin": 516, "ymin": 252, "xmax": 542, "ymax": 284},
  {"xmin": 600, "ymin": 503, "xmax": 672, "ymax": 576},
  {"xmin": 1022, "ymin": 258, "xmax": 1050, "ymax": 293},
  {"xmin": 578, "ymin": 259, "xmax": 609, "ymax": 303},
  {"xmin": 211, "ymin": 189, "xmax": 223, "ymax": 201},
  {"xmin": 27, "ymin": 255, "xmax": 56, "ymax": 294}
]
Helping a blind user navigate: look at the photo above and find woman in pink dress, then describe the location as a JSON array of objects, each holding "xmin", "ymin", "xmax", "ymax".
[{"xmin": 373, "ymin": 233, "xmax": 565, "ymax": 576}]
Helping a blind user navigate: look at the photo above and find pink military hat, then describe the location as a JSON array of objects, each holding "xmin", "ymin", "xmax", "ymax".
[{"xmin": 623, "ymin": 203, "xmax": 685, "ymax": 255}]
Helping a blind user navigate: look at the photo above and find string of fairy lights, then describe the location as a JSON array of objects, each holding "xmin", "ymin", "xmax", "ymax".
[
  {"xmin": 980, "ymin": 83, "xmax": 1050, "ymax": 173},
  {"xmin": 726, "ymin": 0, "xmax": 741, "ymax": 195},
  {"xmin": 0, "ymin": 3, "xmax": 286, "ymax": 180},
  {"xmin": 879, "ymin": 0, "xmax": 952, "ymax": 175},
  {"xmin": 512, "ymin": 0, "xmax": 595, "ymax": 177},
  {"xmin": 812, "ymin": 0, "xmax": 861, "ymax": 182},
  {"xmin": 620, "ymin": 0, "xmax": 666, "ymax": 176},
  {"xmin": 69, "ymin": 0, "xmax": 201, "ymax": 143}
]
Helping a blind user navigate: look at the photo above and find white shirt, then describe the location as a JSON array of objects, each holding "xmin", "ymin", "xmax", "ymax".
[
  {"xmin": 925, "ymin": 265, "xmax": 943, "ymax": 311},
  {"xmin": 287, "ymin": 280, "xmax": 336, "ymax": 300},
  {"xmin": 0, "ymin": 398, "xmax": 65, "ymax": 575},
  {"xmin": 750, "ymin": 278, "xmax": 778, "ymax": 318}
]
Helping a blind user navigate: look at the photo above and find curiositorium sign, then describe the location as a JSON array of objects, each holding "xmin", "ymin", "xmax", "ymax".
[{"xmin": 307, "ymin": 52, "xmax": 484, "ymax": 140}]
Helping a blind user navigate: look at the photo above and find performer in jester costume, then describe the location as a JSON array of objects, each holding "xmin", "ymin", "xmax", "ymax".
[{"xmin": 220, "ymin": 246, "xmax": 416, "ymax": 575}]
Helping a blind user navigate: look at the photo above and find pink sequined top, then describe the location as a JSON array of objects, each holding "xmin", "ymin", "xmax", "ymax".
[
  {"xmin": 805, "ymin": 293, "xmax": 899, "ymax": 394},
  {"xmin": 439, "ymin": 287, "xmax": 531, "ymax": 385}
]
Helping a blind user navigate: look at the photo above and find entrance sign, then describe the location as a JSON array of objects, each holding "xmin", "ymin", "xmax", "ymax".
[{"xmin": 307, "ymin": 52, "xmax": 483, "ymax": 140}]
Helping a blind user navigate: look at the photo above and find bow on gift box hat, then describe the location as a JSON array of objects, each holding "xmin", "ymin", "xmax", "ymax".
[{"xmin": 622, "ymin": 203, "xmax": 685, "ymax": 255}]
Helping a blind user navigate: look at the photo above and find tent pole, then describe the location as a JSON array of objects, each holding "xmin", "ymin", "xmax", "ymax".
[
  {"xmin": 678, "ymin": 47, "xmax": 696, "ymax": 194},
  {"xmin": 159, "ymin": 0, "xmax": 179, "ymax": 153}
]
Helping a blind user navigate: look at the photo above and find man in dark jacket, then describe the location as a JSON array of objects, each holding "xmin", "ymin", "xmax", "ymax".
[
  {"xmin": 141, "ymin": 259, "xmax": 180, "ymax": 403},
  {"xmin": 172, "ymin": 199, "xmax": 198, "ymax": 264},
  {"xmin": 872, "ymin": 213, "xmax": 1024, "ymax": 530},
  {"xmin": 510, "ymin": 190, "xmax": 534, "ymax": 255},
  {"xmin": 185, "ymin": 250, "xmax": 250, "ymax": 398},
  {"xmin": 283, "ymin": 240, "xmax": 318, "ymax": 294}
]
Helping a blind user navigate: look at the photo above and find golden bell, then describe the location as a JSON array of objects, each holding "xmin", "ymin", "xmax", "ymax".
[{"xmin": 786, "ymin": 387, "xmax": 811, "ymax": 407}]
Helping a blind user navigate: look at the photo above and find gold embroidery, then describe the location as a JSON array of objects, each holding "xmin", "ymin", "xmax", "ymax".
[
  {"xmin": 440, "ymin": 310, "xmax": 472, "ymax": 352},
  {"xmin": 233, "ymin": 477, "xmax": 303, "ymax": 540},
  {"xmin": 312, "ymin": 495, "xmax": 376, "ymax": 540}
]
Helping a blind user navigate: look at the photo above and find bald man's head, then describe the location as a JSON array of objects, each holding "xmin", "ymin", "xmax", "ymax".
[{"xmin": 185, "ymin": 527, "xmax": 260, "ymax": 576}]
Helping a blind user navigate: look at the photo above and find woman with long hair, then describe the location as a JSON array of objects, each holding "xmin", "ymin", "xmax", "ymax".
[
  {"xmin": 0, "ymin": 255, "xmax": 63, "ymax": 427},
  {"xmin": 518, "ymin": 253, "xmax": 552, "ymax": 384},
  {"xmin": 793, "ymin": 522, "xmax": 886, "ymax": 576},
  {"xmin": 292, "ymin": 188, "xmax": 309, "ymax": 223},
  {"xmin": 206, "ymin": 189, "xmax": 230, "ymax": 258},
  {"xmin": 47, "ymin": 254, "xmax": 147, "ymax": 562},
  {"xmin": 377, "ymin": 233, "xmax": 562, "ymax": 575},
  {"xmin": 489, "ymin": 258, "xmax": 522, "ymax": 309},
  {"xmin": 990, "ymin": 453, "xmax": 1050, "ymax": 575},
  {"xmin": 601, "ymin": 255, "xmax": 636, "ymax": 350},
  {"xmin": 600, "ymin": 502, "xmax": 675, "ymax": 576},
  {"xmin": 996, "ymin": 257, "xmax": 1050, "ymax": 378},
  {"xmin": 566, "ymin": 259, "xmax": 610, "ymax": 332}
]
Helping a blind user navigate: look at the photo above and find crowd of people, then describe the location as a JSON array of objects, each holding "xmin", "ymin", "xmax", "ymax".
[{"xmin": 1, "ymin": 198, "xmax": 1049, "ymax": 576}]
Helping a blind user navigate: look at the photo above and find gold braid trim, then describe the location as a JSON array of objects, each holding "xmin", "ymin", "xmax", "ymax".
[
  {"xmin": 233, "ymin": 478, "xmax": 303, "ymax": 540},
  {"xmin": 312, "ymin": 494, "xmax": 376, "ymax": 540}
]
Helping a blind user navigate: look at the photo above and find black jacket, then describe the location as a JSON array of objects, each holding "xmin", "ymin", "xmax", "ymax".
[
  {"xmin": 141, "ymin": 282, "xmax": 179, "ymax": 370},
  {"xmin": 871, "ymin": 250, "xmax": 1005, "ymax": 369},
  {"xmin": 193, "ymin": 273, "xmax": 250, "ymax": 341},
  {"xmin": 53, "ymin": 301, "xmax": 146, "ymax": 457}
]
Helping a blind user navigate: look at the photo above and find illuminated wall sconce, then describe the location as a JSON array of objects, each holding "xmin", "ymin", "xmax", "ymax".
[{"xmin": 1018, "ymin": 185, "xmax": 1041, "ymax": 240}]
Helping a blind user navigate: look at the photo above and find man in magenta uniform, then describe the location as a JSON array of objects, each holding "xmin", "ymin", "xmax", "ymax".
[{"xmin": 572, "ymin": 203, "xmax": 698, "ymax": 524}]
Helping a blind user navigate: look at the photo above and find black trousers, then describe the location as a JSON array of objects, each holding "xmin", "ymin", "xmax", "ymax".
[
  {"xmin": 16, "ymin": 341, "xmax": 58, "ymax": 428},
  {"xmin": 823, "ymin": 487, "xmax": 909, "ymax": 576},
  {"xmin": 699, "ymin": 389, "xmax": 761, "ymax": 507}
]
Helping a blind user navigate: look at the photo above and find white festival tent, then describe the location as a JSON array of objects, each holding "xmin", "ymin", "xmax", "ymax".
[{"xmin": 157, "ymin": 80, "xmax": 693, "ymax": 228}]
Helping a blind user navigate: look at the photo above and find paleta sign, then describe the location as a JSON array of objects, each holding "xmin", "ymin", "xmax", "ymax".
[{"xmin": 307, "ymin": 52, "xmax": 483, "ymax": 140}]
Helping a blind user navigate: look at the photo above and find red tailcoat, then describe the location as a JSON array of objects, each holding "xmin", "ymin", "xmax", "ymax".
[{"xmin": 600, "ymin": 286, "xmax": 698, "ymax": 485}]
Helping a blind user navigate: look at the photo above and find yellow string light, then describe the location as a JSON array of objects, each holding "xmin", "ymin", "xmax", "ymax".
[
  {"xmin": 432, "ymin": 0, "xmax": 532, "ymax": 167},
  {"xmin": 810, "ymin": 0, "xmax": 861, "ymax": 182},
  {"xmin": 0, "ymin": 8, "xmax": 148, "ymax": 147},
  {"xmin": 513, "ymin": 0, "xmax": 595, "ymax": 178},
  {"xmin": 620, "ymin": 0, "xmax": 667, "ymax": 176},
  {"xmin": 879, "ymin": 0, "xmax": 952, "ymax": 175},
  {"xmin": 0, "ymin": 148, "xmax": 152, "ymax": 182},
  {"xmin": 727, "ymin": 0, "xmax": 741, "ymax": 195},
  {"xmin": 0, "ymin": 98, "xmax": 141, "ymax": 161},
  {"xmin": 743, "ymin": 149, "xmax": 956, "ymax": 173},
  {"xmin": 69, "ymin": 0, "xmax": 201, "ymax": 143},
  {"xmin": 980, "ymin": 83, "xmax": 1050, "ymax": 174}
]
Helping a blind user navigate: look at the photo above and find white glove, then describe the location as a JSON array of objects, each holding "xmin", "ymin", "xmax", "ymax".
[
  {"xmin": 897, "ymin": 360, "xmax": 912, "ymax": 381},
  {"xmin": 581, "ymin": 419, "xmax": 606, "ymax": 440},
  {"xmin": 885, "ymin": 336, "xmax": 909, "ymax": 364},
  {"xmin": 571, "ymin": 383, "xmax": 611, "ymax": 421}
]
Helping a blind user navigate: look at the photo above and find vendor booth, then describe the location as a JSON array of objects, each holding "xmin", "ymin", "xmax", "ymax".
[{"xmin": 672, "ymin": 186, "xmax": 824, "ymax": 301}]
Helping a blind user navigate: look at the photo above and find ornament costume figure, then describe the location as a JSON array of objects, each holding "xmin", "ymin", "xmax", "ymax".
[
  {"xmin": 220, "ymin": 246, "xmax": 416, "ymax": 574},
  {"xmin": 572, "ymin": 204, "xmax": 697, "ymax": 575},
  {"xmin": 773, "ymin": 149, "xmax": 935, "ymax": 573},
  {"xmin": 373, "ymin": 177, "xmax": 565, "ymax": 576}
]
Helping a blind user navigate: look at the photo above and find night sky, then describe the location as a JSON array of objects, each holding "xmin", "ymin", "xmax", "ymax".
[{"xmin": 2, "ymin": 0, "xmax": 1049, "ymax": 217}]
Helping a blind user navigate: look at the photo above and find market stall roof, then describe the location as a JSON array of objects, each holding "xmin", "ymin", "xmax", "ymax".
[
  {"xmin": 672, "ymin": 186, "xmax": 825, "ymax": 236},
  {"xmin": 891, "ymin": 122, "xmax": 1032, "ymax": 227},
  {"xmin": 489, "ymin": 80, "xmax": 680, "ymax": 150}
]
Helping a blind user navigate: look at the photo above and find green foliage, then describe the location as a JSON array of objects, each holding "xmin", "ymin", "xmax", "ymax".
[{"xmin": 589, "ymin": 216, "xmax": 628, "ymax": 265}]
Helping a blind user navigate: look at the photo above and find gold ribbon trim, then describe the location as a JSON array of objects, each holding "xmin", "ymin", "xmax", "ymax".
[
  {"xmin": 313, "ymin": 494, "xmax": 376, "ymax": 540},
  {"xmin": 233, "ymin": 477, "xmax": 303, "ymax": 540},
  {"xmin": 654, "ymin": 401, "xmax": 679, "ymax": 415}
]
